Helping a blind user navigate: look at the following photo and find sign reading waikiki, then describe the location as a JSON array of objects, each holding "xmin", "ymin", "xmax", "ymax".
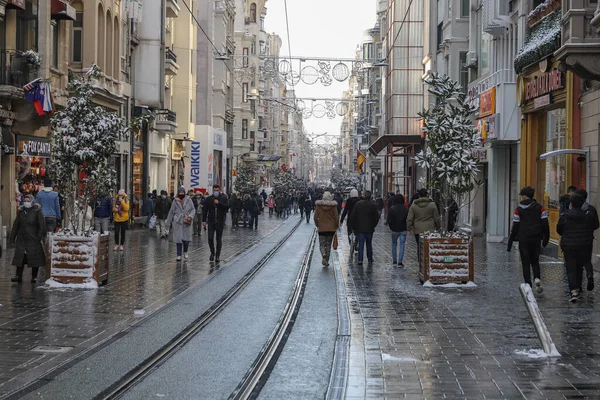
[{"xmin": 190, "ymin": 141, "xmax": 201, "ymax": 191}]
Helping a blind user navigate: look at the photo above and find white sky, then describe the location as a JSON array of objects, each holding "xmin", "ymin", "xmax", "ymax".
[{"xmin": 264, "ymin": 0, "xmax": 376, "ymax": 140}]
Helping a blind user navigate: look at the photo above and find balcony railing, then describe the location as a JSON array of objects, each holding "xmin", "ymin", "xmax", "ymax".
[
  {"xmin": 0, "ymin": 49, "xmax": 33, "ymax": 87},
  {"xmin": 155, "ymin": 109, "xmax": 177, "ymax": 123},
  {"xmin": 165, "ymin": 48, "xmax": 177, "ymax": 63}
]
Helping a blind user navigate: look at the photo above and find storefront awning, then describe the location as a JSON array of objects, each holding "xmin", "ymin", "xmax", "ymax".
[
  {"xmin": 51, "ymin": 0, "xmax": 76, "ymax": 20},
  {"xmin": 241, "ymin": 153, "xmax": 282, "ymax": 162},
  {"xmin": 6, "ymin": 0, "xmax": 25, "ymax": 10},
  {"xmin": 369, "ymin": 135, "xmax": 422, "ymax": 156}
]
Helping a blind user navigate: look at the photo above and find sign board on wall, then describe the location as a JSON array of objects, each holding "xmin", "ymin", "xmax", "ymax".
[
  {"xmin": 479, "ymin": 87, "xmax": 496, "ymax": 118},
  {"xmin": 17, "ymin": 135, "xmax": 51, "ymax": 158},
  {"xmin": 189, "ymin": 141, "xmax": 202, "ymax": 193}
]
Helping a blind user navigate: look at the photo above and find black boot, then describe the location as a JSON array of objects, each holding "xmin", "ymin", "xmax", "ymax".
[
  {"xmin": 11, "ymin": 265, "xmax": 24, "ymax": 283},
  {"xmin": 31, "ymin": 267, "xmax": 39, "ymax": 283}
]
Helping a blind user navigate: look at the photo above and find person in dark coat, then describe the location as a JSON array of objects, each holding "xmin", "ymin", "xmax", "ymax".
[
  {"xmin": 154, "ymin": 190, "xmax": 172, "ymax": 238},
  {"xmin": 333, "ymin": 192, "xmax": 343, "ymax": 214},
  {"xmin": 202, "ymin": 184, "xmax": 230, "ymax": 262},
  {"xmin": 559, "ymin": 185, "xmax": 577, "ymax": 215},
  {"xmin": 303, "ymin": 195, "xmax": 313, "ymax": 223},
  {"xmin": 275, "ymin": 194, "xmax": 286, "ymax": 218},
  {"xmin": 244, "ymin": 194, "xmax": 260, "ymax": 229},
  {"xmin": 142, "ymin": 193, "xmax": 154, "ymax": 227},
  {"xmin": 230, "ymin": 193, "xmax": 243, "ymax": 228},
  {"xmin": 576, "ymin": 189, "xmax": 599, "ymax": 291},
  {"xmin": 10, "ymin": 194, "xmax": 46, "ymax": 283},
  {"xmin": 93, "ymin": 193, "xmax": 113, "ymax": 234},
  {"xmin": 349, "ymin": 190, "xmax": 380, "ymax": 264},
  {"xmin": 508, "ymin": 186, "xmax": 549, "ymax": 293},
  {"xmin": 340, "ymin": 189, "xmax": 360, "ymax": 249},
  {"xmin": 387, "ymin": 194, "xmax": 408, "ymax": 267},
  {"xmin": 557, "ymin": 194, "xmax": 597, "ymax": 302},
  {"xmin": 298, "ymin": 192, "xmax": 306, "ymax": 218}
]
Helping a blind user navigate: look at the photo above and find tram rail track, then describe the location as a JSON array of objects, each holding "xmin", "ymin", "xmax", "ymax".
[{"xmin": 96, "ymin": 219, "xmax": 304, "ymax": 400}]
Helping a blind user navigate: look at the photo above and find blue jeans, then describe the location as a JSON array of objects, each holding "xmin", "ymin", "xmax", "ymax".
[
  {"xmin": 357, "ymin": 232, "xmax": 373, "ymax": 262},
  {"xmin": 176, "ymin": 241, "xmax": 190, "ymax": 256},
  {"xmin": 392, "ymin": 231, "xmax": 407, "ymax": 263}
]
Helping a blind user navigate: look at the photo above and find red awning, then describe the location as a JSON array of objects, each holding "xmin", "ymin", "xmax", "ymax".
[
  {"xmin": 51, "ymin": 0, "xmax": 76, "ymax": 20},
  {"xmin": 6, "ymin": 0, "xmax": 26, "ymax": 10}
]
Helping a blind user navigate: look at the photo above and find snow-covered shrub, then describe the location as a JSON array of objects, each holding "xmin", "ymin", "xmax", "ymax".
[{"xmin": 22, "ymin": 50, "xmax": 41, "ymax": 71}]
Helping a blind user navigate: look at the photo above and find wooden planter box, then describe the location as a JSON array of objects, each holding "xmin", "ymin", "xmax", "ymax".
[
  {"xmin": 46, "ymin": 233, "xmax": 110, "ymax": 286},
  {"xmin": 419, "ymin": 236, "xmax": 474, "ymax": 284}
]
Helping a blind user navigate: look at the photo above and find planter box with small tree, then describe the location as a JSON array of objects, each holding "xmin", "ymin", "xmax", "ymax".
[{"xmin": 415, "ymin": 74, "xmax": 483, "ymax": 285}]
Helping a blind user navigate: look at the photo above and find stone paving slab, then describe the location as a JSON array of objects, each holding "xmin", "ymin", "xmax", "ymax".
[
  {"xmin": 339, "ymin": 223, "xmax": 600, "ymax": 399},
  {"xmin": 0, "ymin": 214, "xmax": 289, "ymax": 397}
]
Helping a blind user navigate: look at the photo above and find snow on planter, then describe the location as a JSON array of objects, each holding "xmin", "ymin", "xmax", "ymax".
[
  {"xmin": 45, "ymin": 232, "xmax": 110, "ymax": 288},
  {"xmin": 419, "ymin": 235, "xmax": 474, "ymax": 284}
]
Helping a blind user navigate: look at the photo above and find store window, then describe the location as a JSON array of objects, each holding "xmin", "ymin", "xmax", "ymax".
[{"xmin": 544, "ymin": 108, "xmax": 567, "ymax": 211}]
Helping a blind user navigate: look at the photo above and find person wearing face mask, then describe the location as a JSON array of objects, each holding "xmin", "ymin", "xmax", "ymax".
[
  {"xmin": 166, "ymin": 187, "xmax": 197, "ymax": 261},
  {"xmin": 202, "ymin": 184, "xmax": 230, "ymax": 262},
  {"xmin": 112, "ymin": 189, "xmax": 130, "ymax": 251},
  {"xmin": 10, "ymin": 194, "xmax": 46, "ymax": 283},
  {"xmin": 154, "ymin": 190, "xmax": 172, "ymax": 238}
]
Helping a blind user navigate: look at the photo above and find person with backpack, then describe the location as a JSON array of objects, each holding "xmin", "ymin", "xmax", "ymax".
[
  {"xmin": 387, "ymin": 194, "xmax": 409, "ymax": 267},
  {"xmin": 576, "ymin": 189, "xmax": 599, "ymax": 291},
  {"xmin": 557, "ymin": 193, "xmax": 597, "ymax": 302},
  {"xmin": 507, "ymin": 186, "xmax": 550, "ymax": 293}
]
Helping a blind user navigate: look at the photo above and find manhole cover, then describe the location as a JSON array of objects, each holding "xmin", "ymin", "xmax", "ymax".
[{"xmin": 30, "ymin": 345, "xmax": 73, "ymax": 354}]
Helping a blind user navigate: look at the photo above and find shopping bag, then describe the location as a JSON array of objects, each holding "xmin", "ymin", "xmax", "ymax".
[
  {"xmin": 148, "ymin": 215, "xmax": 157, "ymax": 229},
  {"xmin": 333, "ymin": 233, "xmax": 338, "ymax": 250}
]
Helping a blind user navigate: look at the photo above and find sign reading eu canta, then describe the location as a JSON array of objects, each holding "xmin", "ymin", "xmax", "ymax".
[
  {"xmin": 525, "ymin": 69, "xmax": 564, "ymax": 101},
  {"xmin": 190, "ymin": 141, "xmax": 202, "ymax": 193}
]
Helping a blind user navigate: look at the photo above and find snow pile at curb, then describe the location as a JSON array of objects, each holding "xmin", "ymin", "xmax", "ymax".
[
  {"xmin": 514, "ymin": 349, "xmax": 561, "ymax": 358},
  {"xmin": 44, "ymin": 278, "xmax": 99, "ymax": 289},
  {"xmin": 423, "ymin": 281, "xmax": 477, "ymax": 288}
]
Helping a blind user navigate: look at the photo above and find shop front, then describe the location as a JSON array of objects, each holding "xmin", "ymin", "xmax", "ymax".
[
  {"xmin": 518, "ymin": 60, "xmax": 578, "ymax": 243},
  {"xmin": 15, "ymin": 134, "xmax": 51, "ymax": 196}
]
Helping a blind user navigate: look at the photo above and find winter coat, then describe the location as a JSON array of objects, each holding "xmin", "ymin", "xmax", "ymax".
[
  {"xmin": 340, "ymin": 197, "xmax": 360, "ymax": 230},
  {"xmin": 154, "ymin": 197, "xmax": 172, "ymax": 220},
  {"xmin": 142, "ymin": 198, "xmax": 154, "ymax": 217},
  {"xmin": 375, "ymin": 197, "xmax": 384, "ymax": 211},
  {"xmin": 94, "ymin": 196, "xmax": 113, "ymax": 219},
  {"xmin": 194, "ymin": 196, "xmax": 204, "ymax": 215},
  {"xmin": 11, "ymin": 205, "xmax": 46, "ymax": 268},
  {"xmin": 387, "ymin": 203, "xmax": 408, "ymax": 233},
  {"xmin": 166, "ymin": 196, "xmax": 196, "ymax": 243},
  {"xmin": 407, "ymin": 197, "xmax": 441, "ymax": 234},
  {"xmin": 557, "ymin": 207, "xmax": 596, "ymax": 251},
  {"xmin": 112, "ymin": 195, "xmax": 130, "ymax": 223},
  {"xmin": 334, "ymin": 194, "xmax": 343, "ymax": 213},
  {"xmin": 314, "ymin": 200, "xmax": 339, "ymax": 233},
  {"xmin": 230, "ymin": 196, "xmax": 243, "ymax": 212},
  {"xmin": 244, "ymin": 197, "xmax": 259, "ymax": 215},
  {"xmin": 275, "ymin": 197, "xmax": 286, "ymax": 211},
  {"xmin": 36, "ymin": 188, "xmax": 61, "ymax": 218},
  {"xmin": 508, "ymin": 199, "xmax": 549, "ymax": 248},
  {"xmin": 67, "ymin": 203, "xmax": 94, "ymax": 232},
  {"xmin": 349, "ymin": 199, "xmax": 380, "ymax": 233},
  {"xmin": 267, "ymin": 197, "xmax": 275, "ymax": 209},
  {"xmin": 202, "ymin": 194, "xmax": 230, "ymax": 228},
  {"xmin": 303, "ymin": 198, "xmax": 313, "ymax": 212}
]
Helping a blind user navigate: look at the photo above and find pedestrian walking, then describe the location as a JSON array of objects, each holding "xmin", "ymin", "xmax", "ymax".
[
  {"xmin": 53, "ymin": 185, "xmax": 65, "ymax": 228},
  {"xmin": 244, "ymin": 194, "xmax": 260, "ymax": 229},
  {"xmin": 10, "ymin": 194, "xmax": 46, "ymax": 283},
  {"xmin": 260, "ymin": 189, "xmax": 268, "ymax": 212},
  {"xmin": 202, "ymin": 184, "xmax": 230, "ymax": 262},
  {"xmin": 349, "ymin": 190, "xmax": 380, "ymax": 265},
  {"xmin": 560, "ymin": 185, "xmax": 577, "ymax": 214},
  {"xmin": 93, "ymin": 192, "xmax": 113, "ymax": 234},
  {"xmin": 387, "ymin": 194, "xmax": 408, "ymax": 267},
  {"xmin": 507, "ymin": 186, "xmax": 549, "ymax": 293},
  {"xmin": 576, "ymin": 189, "xmax": 599, "ymax": 291},
  {"xmin": 230, "ymin": 193, "xmax": 243, "ymax": 228},
  {"xmin": 193, "ymin": 192, "xmax": 204, "ymax": 236},
  {"xmin": 112, "ymin": 189, "xmax": 130, "ymax": 251},
  {"xmin": 267, "ymin": 194, "xmax": 275, "ymax": 216},
  {"xmin": 407, "ymin": 189, "xmax": 441, "ymax": 261},
  {"xmin": 154, "ymin": 190, "xmax": 171, "ymax": 238},
  {"xmin": 35, "ymin": 178, "xmax": 61, "ymax": 236},
  {"xmin": 303, "ymin": 195, "xmax": 313, "ymax": 223},
  {"xmin": 298, "ymin": 192, "xmax": 306, "ymax": 218},
  {"xmin": 275, "ymin": 194, "xmax": 285, "ymax": 218},
  {"xmin": 142, "ymin": 193, "xmax": 154, "ymax": 228},
  {"xmin": 314, "ymin": 191, "xmax": 339, "ymax": 267},
  {"xmin": 375, "ymin": 193, "xmax": 385, "ymax": 221},
  {"xmin": 557, "ymin": 193, "xmax": 596, "ymax": 302},
  {"xmin": 166, "ymin": 187, "xmax": 196, "ymax": 261},
  {"xmin": 340, "ymin": 189, "xmax": 360, "ymax": 250}
]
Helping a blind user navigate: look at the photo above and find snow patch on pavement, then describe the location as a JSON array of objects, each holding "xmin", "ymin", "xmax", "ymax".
[
  {"xmin": 423, "ymin": 281, "xmax": 477, "ymax": 288},
  {"xmin": 44, "ymin": 278, "xmax": 99, "ymax": 289},
  {"xmin": 514, "ymin": 349, "xmax": 561, "ymax": 358},
  {"xmin": 382, "ymin": 353, "xmax": 419, "ymax": 362}
]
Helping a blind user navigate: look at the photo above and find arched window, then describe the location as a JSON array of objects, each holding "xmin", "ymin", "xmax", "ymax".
[
  {"xmin": 97, "ymin": 4, "xmax": 105, "ymax": 70},
  {"xmin": 250, "ymin": 3, "xmax": 256, "ymax": 23},
  {"xmin": 106, "ymin": 10, "xmax": 113, "ymax": 77},
  {"xmin": 114, "ymin": 16, "xmax": 120, "ymax": 81}
]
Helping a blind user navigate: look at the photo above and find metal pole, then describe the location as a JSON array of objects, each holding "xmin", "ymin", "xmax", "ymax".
[{"xmin": 519, "ymin": 283, "xmax": 560, "ymax": 356}]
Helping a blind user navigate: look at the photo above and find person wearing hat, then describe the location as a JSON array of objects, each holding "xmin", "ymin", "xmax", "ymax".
[
  {"xmin": 154, "ymin": 190, "xmax": 172, "ymax": 238},
  {"xmin": 166, "ymin": 186, "xmax": 197, "ymax": 261},
  {"xmin": 202, "ymin": 184, "xmax": 230, "ymax": 262},
  {"xmin": 10, "ymin": 194, "xmax": 46, "ymax": 283},
  {"xmin": 508, "ymin": 186, "xmax": 549, "ymax": 293},
  {"xmin": 35, "ymin": 178, "xmax": 61, "ymax": 236},
  {"xmin": 112, "ymin": 189, "xmax": 130, "ymax": 251}
]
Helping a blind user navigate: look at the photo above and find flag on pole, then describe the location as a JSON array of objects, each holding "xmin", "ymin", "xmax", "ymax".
[{"xmin": 357, "ymin": 151, "xmax": 366, "ymax": 173}]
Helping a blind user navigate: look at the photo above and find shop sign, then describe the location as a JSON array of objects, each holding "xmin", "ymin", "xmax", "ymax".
[
  {"xmin": 525, "ymin": 69, "xmax": 564, "ymax": 101},
  {"xmin": 17, "ymin": 135, "xmax": 51, "ymax": 158},
  {"xmin": 468, "ymin": 76, "xmax": 493, "ymax": 109},
  {"xmin": 479, "ymin": 87, "xmax": 496, "ymax": 118},
  {"xmin": 472, "ymin": 147, "xmax": 488, "ymax": 163},
  {"xmin": 533, "ymin": 94, "xmax": 552, "ymax": 109},
  {"xmin": 190, "ymin": 141, "xmax": 201, "ymax": 189}
]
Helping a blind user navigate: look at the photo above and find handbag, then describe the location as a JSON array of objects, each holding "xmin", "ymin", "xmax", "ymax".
[
  {"xmin": 333, "ymin": 233, "xmax": 338, "ymax": 250},
  {"xmin": 183, "ymin": 215, "xmax": 193, "ymax": 225},
  {"xmin": 148, "ymin": 215, "xmax": 157, "ymax": 229}
]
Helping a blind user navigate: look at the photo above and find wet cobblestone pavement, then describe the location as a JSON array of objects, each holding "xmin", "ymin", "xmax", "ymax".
[
  {"xmin": 0, "ymin": 215, "xmax": 289, "ymax": 396},
  {"xmin": 339, "ymin": 224, "xmax": 600, "ymax": 399}
]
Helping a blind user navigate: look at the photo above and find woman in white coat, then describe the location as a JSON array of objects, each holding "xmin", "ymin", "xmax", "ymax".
[{"xmin": 166, "ymin": 186, "xmax": 196, "ymax": 261}]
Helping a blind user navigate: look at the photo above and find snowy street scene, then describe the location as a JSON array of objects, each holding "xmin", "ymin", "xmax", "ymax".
[{"xmin": 2, "ymin": 0, "xmax": 600, "ymax": 398}]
